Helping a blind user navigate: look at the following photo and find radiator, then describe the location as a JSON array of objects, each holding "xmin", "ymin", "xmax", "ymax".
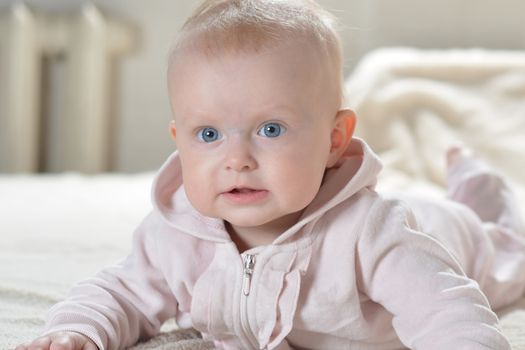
[{"xmin": 0, "ymin": 3, "xmax": 134, "ymax": 173}]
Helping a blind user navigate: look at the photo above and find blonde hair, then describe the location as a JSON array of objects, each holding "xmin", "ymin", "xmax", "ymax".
[{"xmin": 169, "ymin": 0, "xmax": 344, "ymax": 103}]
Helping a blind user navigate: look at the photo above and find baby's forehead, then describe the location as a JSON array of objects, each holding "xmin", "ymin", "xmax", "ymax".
[
  {"xmin": 168, "ymin": 42, "xmax": 340, "ymax": 110},
  {"xmin": 168, "ymin": 34, "xmax": 335, "ymax": 81},
  {"xmin": 170, "ymin": 40, "xmax": 326, "ymax": 88}
]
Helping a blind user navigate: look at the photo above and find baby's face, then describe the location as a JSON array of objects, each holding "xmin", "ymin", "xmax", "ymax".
[{"xmin": 168, "ymin": 40, "xmax": 341, "ymax": 232}]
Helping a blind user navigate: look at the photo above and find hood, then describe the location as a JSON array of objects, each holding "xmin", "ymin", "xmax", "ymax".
[{"xmin": 151, "ymin": 138, "xmax": 383, "ymax": 244}]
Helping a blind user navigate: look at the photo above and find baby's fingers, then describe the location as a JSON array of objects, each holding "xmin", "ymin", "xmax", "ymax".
[
  {"xmin": 49, "ymin": 333, "xmax": 97, "ymax": 350},
  {"xmin": 49, "ymin": 335, "xmax": 76, "ymax": 350},
  {"xmin": 15, "ymin": 336, "xmax": 51, "ymax": 350},
  {"xmin": 15, "ymin": 332, "xmax": 97, "ymax": 350}
]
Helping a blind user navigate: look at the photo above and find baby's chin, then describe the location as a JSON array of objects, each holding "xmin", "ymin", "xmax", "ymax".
[
  {"xmin": 192, "ymin": 201, "xmax": 305, "ymax": 233},
  {"xmin": 224, "ymin": 209, "xmax": 305, "ymax": 232},
  {"xmin": 194, "ymin": 207, "xmax": 277, "ymax": 229},
  {"xmin": 222, "ymin": 216, "xmax": 278, "ymax": 229}
]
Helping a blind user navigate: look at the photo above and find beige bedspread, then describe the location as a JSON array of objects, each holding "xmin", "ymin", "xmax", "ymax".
[{"xmin": 2, "ymin": 48, "xmax": 525, "ymax": 349}]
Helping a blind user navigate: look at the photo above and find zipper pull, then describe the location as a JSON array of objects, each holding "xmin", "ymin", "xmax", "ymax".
[{"xmin": 242, "ymin": 254, "xmax": 256, "ymax": 296}]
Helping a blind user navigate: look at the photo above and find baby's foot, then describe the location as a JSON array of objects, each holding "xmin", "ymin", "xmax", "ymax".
[
  {"xmin": 446, "ymin": 145, "xmax": 492, "ymax": 212},
  {"xmin": 445, "ymin": 146, "xmax": 521, "ymax": 229},
  {"xmin": 445, "ymin": 145, "xmax": 489, "ymax": 183},
  {"xmin": 446, "ymin": 145, "xmax": 473, "ymax": 170}
]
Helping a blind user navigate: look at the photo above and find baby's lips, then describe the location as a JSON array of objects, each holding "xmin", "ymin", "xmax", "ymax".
[
  {"xmin": 221, "ymin": 188, "xmax": 269, "ymax": 204},
  {"xmin": 223, "ymin": 185, "xmax": 263, "ymax": 194},
  {"xmin": 229, "ymin": 187, "xmax": 257, "ymax": 194}
]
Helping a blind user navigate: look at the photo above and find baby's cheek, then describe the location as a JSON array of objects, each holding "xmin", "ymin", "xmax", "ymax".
[
  {"xmin": 182, "ymin": 173, "xmax": 208, "ymax": 211},
  {"xmin": 186, "ymin": 187, "xmax": 213, "ymax": 216},
  {"xmin": 282, "ymin": 167, "xmax": 323, "ymax": 207}
]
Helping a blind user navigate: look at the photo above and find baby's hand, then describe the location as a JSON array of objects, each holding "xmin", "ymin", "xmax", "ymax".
[{"xmin": 15, "ymin": 332, "xmax": 98, "ymax": 350}]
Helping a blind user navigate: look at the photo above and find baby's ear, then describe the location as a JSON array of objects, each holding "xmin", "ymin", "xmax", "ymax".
[
  {"xmin": 327, "ymin": 109, "xmax": 356, "ymax": 168},
  {"xmin": 169, "ymin": 120, "xmax": 177, "ymax": 140}
]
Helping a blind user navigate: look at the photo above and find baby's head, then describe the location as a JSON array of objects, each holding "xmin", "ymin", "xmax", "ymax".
[
  {"xmin": 169, "ymin": 0, "xmax": 345, "ymax": 102},
  {"xmin": 167, "ymin": 0, "xmax": 356, "ymax": 241}
]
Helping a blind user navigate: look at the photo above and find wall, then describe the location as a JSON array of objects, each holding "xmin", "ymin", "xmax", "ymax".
[{"xmin": 0, "ymin": 0, "xmax": 524, "ymax": 172}]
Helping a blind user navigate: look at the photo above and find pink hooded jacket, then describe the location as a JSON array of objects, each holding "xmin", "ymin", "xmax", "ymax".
[{"xmin": 44, "ymin": 139, "xmax": 524, "ymax": 349}]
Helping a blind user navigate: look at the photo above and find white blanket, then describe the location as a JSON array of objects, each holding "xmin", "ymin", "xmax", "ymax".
[
  {"xmin": 2, "ymin": 48, "xmax": 525, "ymax": 349},
  {"xmin": 346, "ymin": 48, "xmax": 525, "ymax": 212}
]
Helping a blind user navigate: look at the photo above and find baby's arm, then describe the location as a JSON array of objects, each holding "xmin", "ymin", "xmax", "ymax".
[
  {"xmin": 24, "ymin": 213, "xmax": 178, "ymax": 349},
  {"xmin": 16, "ymin": 332, "xmax": 97, "ymax": 350},
  {"xmin": 357, "ymin": 200, "xmax": 510, "ymax": 350}
]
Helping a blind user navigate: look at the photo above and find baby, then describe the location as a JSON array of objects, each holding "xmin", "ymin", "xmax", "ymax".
[{"xmin": 17, "ymin": 0, "xmax": 525, "ymax": 349}]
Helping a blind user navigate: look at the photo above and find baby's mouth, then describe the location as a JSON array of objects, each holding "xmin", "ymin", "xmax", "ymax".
[
  {"xmin": 222, "ymin": 187, "xmax": 269, "ymax": 204},
  {"xmin": 229, "ymin": 188, "xmax": 257, "ymax": 194}
]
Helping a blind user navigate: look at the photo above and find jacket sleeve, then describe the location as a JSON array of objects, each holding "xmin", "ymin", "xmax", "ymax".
[
  {"xmin": 356, "ymin": 199, "xmax": 511, "ymax": 350},
  {"xmin": 43, "ymin": 213, "xmax": 178, "ymax": 350}
]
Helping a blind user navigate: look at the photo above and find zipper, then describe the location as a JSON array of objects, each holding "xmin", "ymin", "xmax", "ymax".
[
  {"xmin": 240, "ymin": 253, "xmax": 258, "ymax": 348},
  {"xmin": 243, "ymin": 254, "xmax": 256, "ymax": 296}
]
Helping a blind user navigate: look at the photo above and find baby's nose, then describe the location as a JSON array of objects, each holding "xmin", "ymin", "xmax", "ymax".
[{"xmin": 224, "ymin": 138, "xmax": 257, "ymax": 172}]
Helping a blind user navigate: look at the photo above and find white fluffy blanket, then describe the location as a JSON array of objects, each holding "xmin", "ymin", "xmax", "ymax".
[
  {"xmin": 346, "ymin": 48, "xmax": 525, "ymax": 213},
  {"xmin": 2, "ymin": 48, "xmax": 525, "ymax": 349}
]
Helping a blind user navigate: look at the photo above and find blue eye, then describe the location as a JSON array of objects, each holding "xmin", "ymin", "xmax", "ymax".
[
  {"xmin": 197, "ymin": 127, "xmax": 221, "ymax": 143},
  {"xmin": 258, "ymin": 122, "xmax": 285, "ymax": 138}
]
